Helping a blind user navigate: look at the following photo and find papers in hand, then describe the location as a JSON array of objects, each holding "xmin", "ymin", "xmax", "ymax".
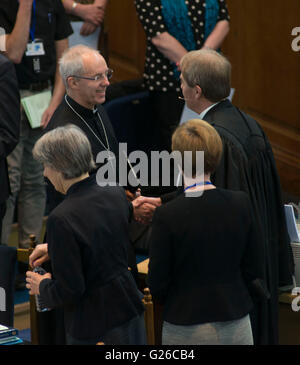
[
  {"xmin": 21, "ymin": 90, "xmax": 52, "ymax": 129},
  {"xmin": 284, "ymin": 204, "xmax": 300, "ymax": 242}
]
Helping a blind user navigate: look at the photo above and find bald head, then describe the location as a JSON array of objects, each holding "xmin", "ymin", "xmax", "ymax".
[{"xmin": 180, "ymin": 49, "xmax": 231, "ymax": 103}]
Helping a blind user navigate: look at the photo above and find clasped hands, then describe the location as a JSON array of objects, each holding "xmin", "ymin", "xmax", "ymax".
[
  {"xmin": 79, "ymin": 1, "xmax": 107, "ymax": 36},
  {"xmin": 126, "ymin": 189, "xmax": 161, "ymax": 225}
]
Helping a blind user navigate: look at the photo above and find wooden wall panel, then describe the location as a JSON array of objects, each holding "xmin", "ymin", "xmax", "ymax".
[
  {"xmin": 105, "ymin": 0, "xmax": 300, "ymax": 197},
  {"xmin": 106, "ymin": 0, "xmax": 145, "ymax": 82},
  {"xmin": 221, "ymin": 0, "xmax": 300, "ymax": 197}
]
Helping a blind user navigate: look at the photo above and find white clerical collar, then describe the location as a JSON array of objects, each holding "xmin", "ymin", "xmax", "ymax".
[{"xmin": 198, "ymin": 102, "xmax": 220, "ymax": 120}]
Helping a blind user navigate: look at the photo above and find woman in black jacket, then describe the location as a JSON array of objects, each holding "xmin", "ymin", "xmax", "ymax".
[
  {"xmin": 147, "ymin": 119, "xmax": 266, "ymax": 345},
  {"xmin": 26, "ymin": 125, "xmax": 146, "ymax": 345}
]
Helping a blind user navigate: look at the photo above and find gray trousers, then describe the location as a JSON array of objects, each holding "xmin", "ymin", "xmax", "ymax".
[
  {"xmin": 162, "ymin": 314, "xmax": 253, "ymax": 345},
  {"xmin": 1, "ymin": 111, "xmax": 46, "ymax": 248}
]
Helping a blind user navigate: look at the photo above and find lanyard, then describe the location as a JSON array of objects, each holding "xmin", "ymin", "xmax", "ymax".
[
  {"xmin": 30, "ymin": 0, "xmax": 36, "ymax": 41},
  {"xmin": 184, "ymin": 181, "xmax": 213, "ymax": 192}
]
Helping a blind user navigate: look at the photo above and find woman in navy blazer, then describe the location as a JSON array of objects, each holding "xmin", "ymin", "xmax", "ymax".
[{"xmin": 147, "ymin": 119, "xmax": 266, "ymax": 345}]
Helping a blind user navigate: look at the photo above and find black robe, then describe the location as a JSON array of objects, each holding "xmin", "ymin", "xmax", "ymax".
[{"xmin": 203, "ymin": 99, "xmax": 294, "ymax": 345}]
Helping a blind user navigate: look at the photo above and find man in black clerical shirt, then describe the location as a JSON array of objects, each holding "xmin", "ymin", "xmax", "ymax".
[
  {"xmin": 177, "ymin": 49, "xmax": 294, "ymax": 345},
  {"xmin": 47, "ymin": 45, "xmax": 161, "ymax": 226},
  {"xmin": 42, "ymin": 45, "xmax": 160, "ymax": 345}
]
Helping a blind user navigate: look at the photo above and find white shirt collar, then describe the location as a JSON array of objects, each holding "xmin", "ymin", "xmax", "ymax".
[{"xmin": 198, "ymin": 102, "xmax": 220, "ymax": 120}]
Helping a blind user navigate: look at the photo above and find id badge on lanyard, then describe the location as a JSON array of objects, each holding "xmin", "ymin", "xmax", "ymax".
[{"xmin": 24, "ymin": 0, "xmax": 45, "ymax": 73}]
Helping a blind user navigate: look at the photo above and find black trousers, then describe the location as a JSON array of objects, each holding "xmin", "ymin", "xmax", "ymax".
[
  {"xmin": 66, "ymin": 313, "xmax": 147, "ymax": 345},
  {"xmin": 0, "ymin": 202, "xmax": 6, "ymax": 243}
]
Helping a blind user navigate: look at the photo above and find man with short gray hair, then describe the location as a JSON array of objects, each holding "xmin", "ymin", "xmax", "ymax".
[
  {"xmin": 43, "ymin": 45, "xmax": 160, "ymax": 345},
  {"xmin": 47, "ymin": 45, "xmax": 161, "ymax": 221},
  {"xmin": 179, "ymin": 49, "xmax": 293, "ymax": 345},
  {"xmin": 47, "ymin": 45, "xmax": 117, "ymax": 172}
]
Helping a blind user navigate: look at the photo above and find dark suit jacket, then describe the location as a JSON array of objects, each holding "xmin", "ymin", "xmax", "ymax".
[
  {"xmin": 148, "ymin": 188, "xmax": 263, "ymax": 325},
  {"xmin": 0, "ymin": 54, "xmax": 20, "ymax": 205}
]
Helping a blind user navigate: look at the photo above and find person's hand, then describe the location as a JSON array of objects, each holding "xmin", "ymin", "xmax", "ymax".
[
  {"xmin": 26, "ymin": 271, "xmax": 52, "ymax": 295},
  {"xmin": 41, "ymin": 105, "xmax": 57, "ymax": 129},
  {"xmin": 29, "ymin": 243, "xmax": 49, "ymax": 268},
  {"xmin": 78, "ymin": 4, "xmax": 105, "ymax": 26},
  {"xmin": 125, "ymin": 188, "xmax": 141, "ymax": 202},
  {"xmin": 132, "ymin": 196, "xmax": 162, "ymax": 224},
  {"xmin": 80, "ymin": 22, "xmax": 97, "ymax": 36}
]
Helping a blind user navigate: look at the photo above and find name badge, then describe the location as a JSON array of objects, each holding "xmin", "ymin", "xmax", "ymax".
[{"xmin": 25, "ymin": 41, "xmax": 45, "ymax": 56}]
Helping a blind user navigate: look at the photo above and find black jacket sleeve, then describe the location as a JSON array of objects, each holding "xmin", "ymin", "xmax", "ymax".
[{"xmin": 0, "ymin": 56, "xmax": 20, "ymax": 161}]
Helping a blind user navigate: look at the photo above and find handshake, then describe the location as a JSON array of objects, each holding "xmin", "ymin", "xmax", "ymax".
[{"xmin": 126, "ymin": 189, "xmax": 162, "ymax": 225}]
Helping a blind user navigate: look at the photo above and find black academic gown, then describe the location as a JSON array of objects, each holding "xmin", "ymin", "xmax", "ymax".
[{"xmin": 203, "ymin": 99, "xmax": 294, "ymax": 345}]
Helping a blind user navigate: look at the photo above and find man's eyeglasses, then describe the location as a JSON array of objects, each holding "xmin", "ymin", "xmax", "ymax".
[{"xmin": 69, "ymin": 68, "xmax": 113, "ymax": 82}]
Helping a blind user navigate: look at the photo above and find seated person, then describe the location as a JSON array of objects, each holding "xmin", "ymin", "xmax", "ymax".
[
  {"xmin": 26, "ymin": 125, "xmax": 146, "ymax": 345},
  {"xmin": 147, "ymin": 119, "xmax": 267, "ymax": 345}
]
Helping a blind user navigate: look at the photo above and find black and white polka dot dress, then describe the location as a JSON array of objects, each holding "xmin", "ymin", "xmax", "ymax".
[{"xmin": 135, "ymin": 0, "xmax": 230, "ymax": 93}]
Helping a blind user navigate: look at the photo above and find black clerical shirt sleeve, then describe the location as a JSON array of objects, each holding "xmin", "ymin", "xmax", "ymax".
[
  {"xmin": 0, "ymin": 59, "xmax": 20, "ymax": 160},
  {"xmin": 39, "ymin": 214, "xmax": 86, "ymax": 308}
]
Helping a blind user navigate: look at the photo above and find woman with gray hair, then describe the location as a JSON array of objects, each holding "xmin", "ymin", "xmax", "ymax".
[{"xmin": 26, "ymin": 125, "xmax": 146, "ymax": 345}]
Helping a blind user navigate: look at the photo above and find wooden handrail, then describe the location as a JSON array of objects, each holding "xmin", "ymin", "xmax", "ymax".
[
  {"xmin": 142, "ymin": 287, "xmax": 155, "ymax": 345},
  {"xmin": 17, "ymin": 234, "xmax": 39, "ymax": 345}
]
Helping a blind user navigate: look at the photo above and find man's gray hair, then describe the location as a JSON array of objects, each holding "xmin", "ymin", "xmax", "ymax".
[
  {"xmin": 180, "ymin": 49, "xmax": 231, "ymax": 103},
  {"xmin": 33, "ymin": 125, "xmax": 96, "ymax": 179},
  {"xmin": 59, "ymin": 45, "xmax": 100, "ymax": 88}
]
